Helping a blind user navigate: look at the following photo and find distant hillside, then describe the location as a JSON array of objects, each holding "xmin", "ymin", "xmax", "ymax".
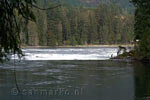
[
  {"xmin": 37, "ymin": 0, "xmax": 134, "ymax": 12},
  {"xmin": 60, "ymin": 0, "xmax": 134, "ymax": 13}
]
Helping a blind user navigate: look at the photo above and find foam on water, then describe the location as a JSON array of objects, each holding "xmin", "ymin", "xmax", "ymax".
[{"xmin": 11, "ymin": 47, "xmax": 118, "ymax": 60}]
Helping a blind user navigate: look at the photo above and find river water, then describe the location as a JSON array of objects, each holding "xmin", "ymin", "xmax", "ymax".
[
  {"xmin": 0, "ymin": 47, "xmax": 150, "ymax": 100},
  {"xmin": 12, "ymin": 47, "xmax": 118, "ymax": 60}
]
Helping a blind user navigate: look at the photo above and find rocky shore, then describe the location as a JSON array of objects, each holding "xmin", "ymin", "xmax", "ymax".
[{"xmin": 110, "ymin": 50, "xmax": 150, "ymax": 63}]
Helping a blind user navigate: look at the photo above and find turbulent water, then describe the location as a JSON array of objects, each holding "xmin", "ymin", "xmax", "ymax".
[
  {"xmin": 12, "ymin": 47, "xmax": 118, "ymax": 60},
  {"xmin": 0, "ymin": 47, "xmax": 150, "ymax": 100}
]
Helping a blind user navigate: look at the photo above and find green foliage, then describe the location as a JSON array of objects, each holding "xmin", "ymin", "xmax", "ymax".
[
  {"xmin": 0, "ymin": 0, "xmax": 36, "ymax": 61},
  {"xmin": 131, "ymin": 0, "xmax": 150, "ymax": 57},
  {"xmin": 22, "ymin": 3, "xmax": 134, "ymax": 46}
]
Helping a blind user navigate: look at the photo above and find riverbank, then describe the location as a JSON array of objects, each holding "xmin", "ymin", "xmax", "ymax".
[
  {"xmin": 22, "ymin": 44, "xmax": 134, "ymax": 49},
  {"xmin": 110, "ymin": 50, "xmax": 150, "ymax": 63}
]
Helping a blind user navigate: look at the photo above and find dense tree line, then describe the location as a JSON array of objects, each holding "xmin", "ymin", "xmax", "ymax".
[
  {"xmin": 131, "ymin": 0, "xmax": 150, "ymax": 58},
  {"xmin": 22, "ymin": 4, "xmax": 134, "ymax": 46}
]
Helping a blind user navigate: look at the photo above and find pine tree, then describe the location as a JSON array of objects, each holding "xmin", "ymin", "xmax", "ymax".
[{"xmin": 131, "ymin": 0, "xmax": 150, "ymax": 57}]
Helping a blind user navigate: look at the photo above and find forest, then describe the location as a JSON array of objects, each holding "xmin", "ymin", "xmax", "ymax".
[{"xmin": 20, "ymin": 1, "xmax": 134, "ymax": 46}]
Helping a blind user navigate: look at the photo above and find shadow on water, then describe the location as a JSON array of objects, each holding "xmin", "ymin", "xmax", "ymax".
[
  {"xmin": 133, "ymin": 62, "xmax": 150, "ymax": 100},
  {"xmin": 0, "ymin": 60, "xmax": 150, "ymax": 100}
]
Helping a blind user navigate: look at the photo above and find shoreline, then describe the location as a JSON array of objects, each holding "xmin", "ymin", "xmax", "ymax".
[{"xmin": 22, "ymin": 44, "xmax": 134, "ymax": 49}]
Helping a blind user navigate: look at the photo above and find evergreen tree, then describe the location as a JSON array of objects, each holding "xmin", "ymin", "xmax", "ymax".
[
  {"xmin": 131, "ymin": 0, "xmax": 150, "ymax": 57},
  {"xmin": 88, "ymin": 11, "xmax": 98, "ymax": 44},
  {"xmin": 0, "ymin": 0, "xmax": 36, "ymax": 61},
  {"xmin": 19, "ymin": 1, "xmax": 134, "ymax": 47}
]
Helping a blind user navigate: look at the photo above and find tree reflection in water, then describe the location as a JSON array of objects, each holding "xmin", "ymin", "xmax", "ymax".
[{"xmin": 134, "ymin": 62, "xmax": 150, "ymax": 100}]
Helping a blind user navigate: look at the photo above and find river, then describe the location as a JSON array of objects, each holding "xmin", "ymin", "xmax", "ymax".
[{"xmin": 0, "ymin": 47, "xmax": 150, "ymax": 100}]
